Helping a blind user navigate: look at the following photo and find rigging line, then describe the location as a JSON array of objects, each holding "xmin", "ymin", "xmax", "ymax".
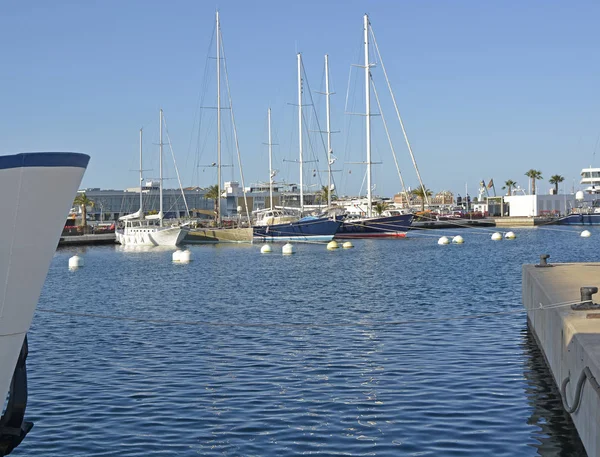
[
  {"xmin": 162, "ymin": 114, "xmax": 190, "ymax": 216},
  {"xmin": 221, "ymin": 32, "xmax": 252, "ymax": 226},
  {"xmin": 189, "ymin": 22, "xmax": 217, "ymax": 187},
  {"xmin": 35, "ymin": 299, "xmax": 583, "ymax": 330},
  {"xmin": 369, "ymin": 24, "xmax": 429, "ymax": 206},
  {"xmin": 370, "ymin": 75, "xmax": 409, "ymax": 200},
  {"xmin": 301, "ymin": 59, "xmax": 329, "ymax": 171}
]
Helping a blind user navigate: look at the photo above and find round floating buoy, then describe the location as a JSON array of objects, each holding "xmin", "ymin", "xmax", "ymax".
[
  {"xmin": 581, "ymin": 230, "xmax": 592, "ymax": 238},
  {"xmin": 505, "ymin": 231, "xmax": 516, "ymax": 240},
  {"xmin": 68, "ymin": 255, "xmax": 84, "ymax": 269},
  {"xmin": 491, "ymin": 232, "xmax": 502, "ymax": 241},
  {"xmin": 342, "ymin": 241, "xmax": 354, "ymax": 249},
  {"xmin": 282, "ymin": 243, "xmax": 296, "ymax": 255},
  {"xmin": 452, "ymin": 235, "xmax": 464, "ymax": 244},
  {"xmin": 172, "ymin": 250, "xmax": 183, "ymax": 262},
  {"xmin": 179, "ymin": 249, "xmax": 192, "ymax": 263},
  {"xmin": 260, "ymin": 244, "xmax": 273, "ymax": 254},
  {"xmin": 438, "ymin": 236, "xmax": 450, "ymax": 245},
  {"xmin": 327, "ymin": 240, "xmax": 339, "ymax": 250}
]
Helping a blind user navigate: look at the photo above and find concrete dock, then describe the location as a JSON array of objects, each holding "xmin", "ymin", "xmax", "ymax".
[
  {"xmin": 523, "ymin": 262, "xmax": 600, "ymax": 456},
  {"xmin": 58, "ymin": 233, "xmax": 116, "ymax": 246}
]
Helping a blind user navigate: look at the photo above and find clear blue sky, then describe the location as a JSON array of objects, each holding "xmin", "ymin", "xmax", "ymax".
[{"xmin": 2, "ymin": 1, "xmax": 599, "ymax": 198}]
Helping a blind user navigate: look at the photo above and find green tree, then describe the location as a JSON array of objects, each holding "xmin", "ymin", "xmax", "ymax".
[
  {"xmin": 204, "ymin": 184, "xmax": 220, "ymax": 222},
  {"xmin": 374, "ymin": 201, "xmax": 390, "ymax": 216},
  {"xmin": 502, "ymin": 179, "xmax": 517, "ymax": 196},
  {"xmin": 525, "ymin": 169, "xmax": 543, "ymax": 195},
  {"xmin": 549, "ymin": 175, "xmax": 564, "ymax": 194},
  {"xmin": 411, "ymin": 187, "xmax": 432, "ymax": 212},
  {"xmin": 73, "ymin": 193, "xmax": 94, "ymax": 228}
]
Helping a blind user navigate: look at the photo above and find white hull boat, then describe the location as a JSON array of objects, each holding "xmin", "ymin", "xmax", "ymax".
[
  {"xmin": 0, "ymin": 152, "xmax": 89, "ymax": 454},
  {"xmin": 115, "ymin": 223, "xmax": 188, "ymax": 246}
]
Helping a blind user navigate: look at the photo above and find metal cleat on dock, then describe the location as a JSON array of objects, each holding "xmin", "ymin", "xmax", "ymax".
[
  {"xmin": 535, "ymin": 254, "xmax": 553, "ymax": 268},
  {"xmin": 572, "ymin": 286, "xmax": 600, "ymax": 310}
]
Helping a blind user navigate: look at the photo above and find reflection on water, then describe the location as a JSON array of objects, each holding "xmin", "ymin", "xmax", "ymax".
[
  {"xmin": 521, "ymin": 328, "xmax": 586, "ymax": 456},
  {"xmin": 16, "ymin": 229, "xmax": 600, "ymax": 456}
]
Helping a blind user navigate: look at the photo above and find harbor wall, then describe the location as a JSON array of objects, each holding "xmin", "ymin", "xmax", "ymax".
[{"xmin": 522, "ymin": 263, "xmax": 600, "ymax": 456}]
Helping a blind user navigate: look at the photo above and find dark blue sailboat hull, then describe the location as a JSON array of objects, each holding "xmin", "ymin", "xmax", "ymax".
[
  {"xmin": 253, "ymin": 217, "xmax": 341, "ymax": 242},
  {"xmin": 335, "ymin": 214, "xmax": 414, "ymax": 238}
]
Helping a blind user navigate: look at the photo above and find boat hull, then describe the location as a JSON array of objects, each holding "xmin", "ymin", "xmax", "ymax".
[
  {"xmin": 186, "ymin": 227, "xmax": 253, "ymax": 243},
  {"xmin": 556, "ymin": 214, "xmax": 600, "ymax": 225},
  {"xmin": 335, "ymin": 214, "xmax": 414, "ymax": 239},
  {"xmin": 253, "ymin": 218, "xmax": 341, "ymax": 243},
  {"xmin": 116, "ymin": 225, "xmax": 189, "ymax": 246},
  {"xmin": 0, "ymin": 153, "xmax": 89, "ymax": 410}
]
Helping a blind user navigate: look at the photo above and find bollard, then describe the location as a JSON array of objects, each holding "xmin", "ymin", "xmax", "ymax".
[
  {"xmin": 535, "ymin": 254, "xmax": 552, "ymax": 268},
  {"xmin": 572, "ymin": 286, "xmax": 600, "ymax": 310}
]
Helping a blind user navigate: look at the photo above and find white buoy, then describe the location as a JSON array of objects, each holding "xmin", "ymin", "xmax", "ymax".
[
  {"xmin": 491, "ymin": 232, "xmax": 502, "ymax": 241},
  {"xmin": 179, "ymin": 249, "xmax": 192, "ymax": 263},
  {"xmin": 438, "ymin": 236, "xmax": 450, "ymax": 245},
  {"xmin": 68, "ymin": 255, "xmax": 84, "ymax": 269},
  {"xmin": 282, "ymin": 243, "xmax": 296, "ymax": 255},
  {"xmin": 172, "ymin": 250, "xmax": 183, "ymax": 262},
  {"xmin": 581, "ymin": 230, "xmax": 592, "ymax": 238},
  {"xmin": 505, "ymin": 231, "xmax": 516, "ymax": 240},
  {"xmin": 260, "ymin": 244, "xmax": 273, "ymax": 254},
  {"xmin": 452, "ymin": 235, "xmax": 464, "ymax": 244},
  {"xmin": 342, "ymin": 241, "xmax": 354, "ymax": 249},
  {"xmin": 327, "ymin": 240, "xmax": 339, "ymax": 250}
]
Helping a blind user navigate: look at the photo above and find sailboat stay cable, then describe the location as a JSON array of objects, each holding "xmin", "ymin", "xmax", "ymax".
[
  {"xmin": 370, "ymin": 77, "xmax": 410, "ymax": 201},
  {"xmin": 221, "ymin": 29, "xmax": 252, "ymax": 226},
  {"xmin": 162, "ymin": 114, "xmax": 191, "ymax": 216},
  {"xmin": 369, "ymin": 24, "xmax": 429, "ymax": 205},
  {"xmin": 189, "ymin": 21, "xmax": 216, "ymax": 188}
]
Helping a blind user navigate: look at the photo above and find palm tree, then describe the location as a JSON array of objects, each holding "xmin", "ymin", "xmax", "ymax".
[
  {"xmin": 317, "ymin": 185, "xmax": 329, "ymax": 205},
  {"xmin": 549, "ymin": 175, "xmax": 564, "ymax": 195},
  {"xmin": 374, "ymin": 201, "xmax": 390, "ymax": 216},
  {"xmin": 411, "ymin": 187, "xmax": 432, "ymax": 212},
  {"xmin": 525, "ymin": 169, "xmax": 543, "ymax": 195},
  {"xmin": 502, "ymin": 179, "xmax": 517, "ymax": 196},
  {"xmin": 204, "ymin": 184, "xmax": 220, "ymax": 223},
  {"xmin": 73, "ymin": 193, "xmax": 94, "ymax": 228}
]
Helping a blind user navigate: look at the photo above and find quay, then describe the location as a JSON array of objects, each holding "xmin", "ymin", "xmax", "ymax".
[
  {"xmin": 58, "ymin": 233, "xmax": 116, "ymax": 246},
  {"xmin": 494, "ymin": 216, "xmax": 554, "ymax": 227},
  {"xmin": 523, "ymin": 261, "xmax": 600, "ymax": 456}
]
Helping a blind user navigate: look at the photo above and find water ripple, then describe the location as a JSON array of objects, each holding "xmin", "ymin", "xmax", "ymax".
[{"xmin": 13, "ymin": 228, "xmax": 595, "ymax": 456}]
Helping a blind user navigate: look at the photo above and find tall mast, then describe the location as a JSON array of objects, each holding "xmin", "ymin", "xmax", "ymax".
[
  {"xmin": 268, "ymin": 108, "xmax": 274, "ymax": 210},
  {"xmin": 159, "ymin": 109, "xmax": 164, "ymax": 227},
  {"xmin": 297, "ymin": 53, "xmax": 304, "ymax": 215},
  {"xmin": 139, "ymin": 128, "xmax": 143, "ymax": 217},
  {"xmin": 364, "ymin": 14, "xmax": 373, "ymax": 218},
  {"xmin": 325, "ymin": 54, "xmax": 332, "ymax": 209},
  {"xmin": 216, "ymin": 11, "xmax": 222, "ymax": 225}
]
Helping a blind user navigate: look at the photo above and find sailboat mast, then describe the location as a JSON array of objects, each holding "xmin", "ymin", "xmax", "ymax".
[
  {"xmin": 325, "ymin": 54, "xmax": 332, "ymax": 209},
  {"xmin": 268, "ymin": 107, "xmax": 274, "ymax": 211},
  {"xmin": 159, "ymin": 109, "xmax": 164, "ymax": 227},
  {"xmin": 216, "ymin": 11, "xmax": 222, "ymax": 225},
  {"xmin": 297, "ymin": 53, "xmax": 304, "ymax": 215},
  {"xmin": 139, "ymin": 128, "xmax": 143, "ymax": 217},
  {"xmin": 364, "ymin": 14, "xmax": 373, "ymax": 218}
]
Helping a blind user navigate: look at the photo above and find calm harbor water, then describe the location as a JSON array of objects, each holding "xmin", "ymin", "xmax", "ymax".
[{"xmin": 14, "ymin": 226, "xmax": 598, "ymax": 456}]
